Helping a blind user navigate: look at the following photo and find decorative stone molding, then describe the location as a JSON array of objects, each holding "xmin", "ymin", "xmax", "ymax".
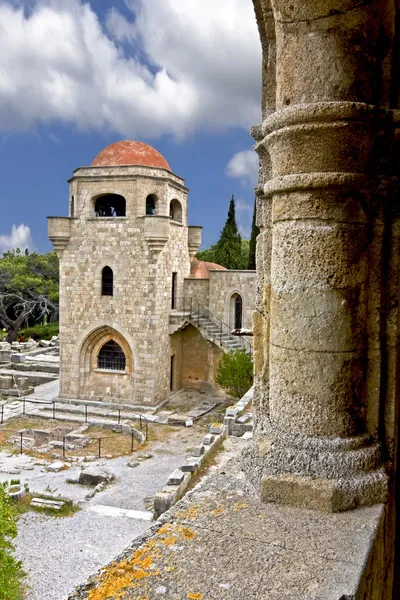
[
  {"xmin": 188, "ymin": 226, "xmax": 203, "ymax": 262},
  {"xmin": 47, "ymin": 217, "xmax": 72, "ymax": 258},
  {"xmin": 142, "ymin": 215, "xmax": 170, "ymax": 254}
]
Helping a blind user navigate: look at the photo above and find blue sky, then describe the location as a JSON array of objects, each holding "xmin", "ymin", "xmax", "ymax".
[{"xmin": 0, "ymin": 0, "xmax": 261, "ymax": 254}]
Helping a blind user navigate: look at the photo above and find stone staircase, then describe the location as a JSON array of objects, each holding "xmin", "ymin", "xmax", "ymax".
[
  {"xmin": 192, "ymin": 314, "xmax": 247, "ymax": 353},
  {"xmin": 171, "ymin": 298, "xmax": 252, "ymax": 355}
]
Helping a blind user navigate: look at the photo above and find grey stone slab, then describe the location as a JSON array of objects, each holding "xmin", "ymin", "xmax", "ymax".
[
  {"xmin": 168, "ymin": 469, "xmax": 185, "ymax": 486},
  {"xmin": 191, "ymin": 445, "xmax": 205, "ymax": 457},
  {"xmin": 203, "ymin": 434, "xmax": 215, "ymax": 445},
  {"xmin": 210, "ymin": 424, "xmax": 224, "ymax": 435},
  {"xmin": 180, "ymin": 458, "xmax": 200, "ymax": 473}
]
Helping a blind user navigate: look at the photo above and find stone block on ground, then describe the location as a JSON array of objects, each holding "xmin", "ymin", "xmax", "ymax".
[
  {"xmin": 47, "ymin": 461, "xmax": 66, "ymax": 472},
  {"xmin": 241, "ymin": 431, "xmax": 253, "ymax": 440},
  {"xmin": 210, "ymin": 423, "xmax": 224, "ymax": 435},
  {"xmin": 78, "ymin": 466, "xmax": 114, "ymax": 486},
  {"xmin": 181, "ymin": 458, "xmax": 200, "ymax": 473},
  {"xmin": 191, "ymin": 445, "xmax": 205, "ymax": 457},
  {"xmin": 31, "ymin": 498, "xmax": 65, "ymax": 510},
  {"xmin": 237, "ymin": 414, "xmax": 251, "ymax": 424},
  {"xmin": 168, "ymin": 469, "xmax": 185, "ymax": 486},
  {"xmin": 39, "ymin": 340, "xmax": 51, "ymax": 348},
  {"xmin": 203, "ymin": 434, "xmax": 215, "ymax": 445}
]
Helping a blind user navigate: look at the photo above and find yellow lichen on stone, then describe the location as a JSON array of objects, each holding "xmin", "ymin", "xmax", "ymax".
[
  {"xmin": 187, "ymin": 593, "xmax": 204, "ymax": 599},
  {"xmin": 211, "ymin": 507, "xmax": 224, "ymax": 516},
  {"xmin": 234, "ymin": 502, "xmax": 249, "ymax": 511}
]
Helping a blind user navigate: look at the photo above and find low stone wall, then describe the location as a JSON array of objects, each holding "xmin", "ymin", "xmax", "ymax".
[
  {"xmin": 223, "ymin": 386, "xmax": 254, "ymax": 436},
  {"xmin": 154, "ymin": 423, "xmax": 226, "ymax": 518}
]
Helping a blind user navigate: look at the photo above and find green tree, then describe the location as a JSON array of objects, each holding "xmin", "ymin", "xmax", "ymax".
[
  {"xmin": 0, "ymin": 484, "xmax": 24, "ymax": 599},
  {"xmin": 215, "ymin": 349, "xmax": 253, "ymax": 398},
  {"xmin": 248, "ymin": 198, "xmax": 260, "ymax": 270},
  {"xmin": 196, "ymin": 244, "xmax": 218, "ymax": 263},
  {"xmin": 196, "ymin": 239, "xmax": 249, "ymax": 269},
  {"xmin": 214, "ymin": 195, "xmax": 243, "ymax": 269},
  {"xmin": 0, "ymin": 250, "xmax": 59, "ymax": 342}
]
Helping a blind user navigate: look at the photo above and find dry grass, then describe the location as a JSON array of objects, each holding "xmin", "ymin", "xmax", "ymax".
[{"xmin": 0, "ymin": 417, "xmax": 142, "ymax": 460}]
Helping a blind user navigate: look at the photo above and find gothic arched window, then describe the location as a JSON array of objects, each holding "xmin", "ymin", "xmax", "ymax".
[
  {"xmin": 98, "ymin": 340, "xmax": 126, "ymax": 371},
  {"xmin": 101, "ymin": 266, "xmax": 113, "ymax": 296}
]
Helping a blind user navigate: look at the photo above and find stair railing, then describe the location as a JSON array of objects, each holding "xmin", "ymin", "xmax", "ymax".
[{"xmin": 173, "ymin": 297, "xmax": 252, "ymax": 354}]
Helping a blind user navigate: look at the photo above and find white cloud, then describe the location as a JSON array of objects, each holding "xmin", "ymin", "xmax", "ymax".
[
  {"xmin": 226, "ymin": 149, "xmax": 258, "ymax": 186},
  {"xmin": 0, "ymin": 224, "xmax": 35, "ymax": 254},
  {"xmin": 0, "ymin": 0, "xmax": 261, "ymax": 138}
]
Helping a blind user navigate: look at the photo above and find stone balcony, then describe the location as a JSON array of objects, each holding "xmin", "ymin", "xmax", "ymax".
[{"xmin": 47, "ymin": 217, "xmax": 72, "ymax": 257}]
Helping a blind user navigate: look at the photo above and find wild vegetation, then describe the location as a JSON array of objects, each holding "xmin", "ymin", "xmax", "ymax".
[
  {"xmin": 215, "ymin": 348, "xmax": 253, "ymax": 398},
  {"xmin": 0, "ymin": 250, "xmax": 59, "ymax": 343},
  {"xmin": 0, "ymin": 484, "xmax": 25, "ymax": 600}
]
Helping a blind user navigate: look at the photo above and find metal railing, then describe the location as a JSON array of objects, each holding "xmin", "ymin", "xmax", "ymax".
[
  {"xmin": 172, "ymin": 297, "xmax": 252, "ymax": 354},
  {"xmin": 0, "ymin": 397, "xmax": 149, "ymax": 441}
]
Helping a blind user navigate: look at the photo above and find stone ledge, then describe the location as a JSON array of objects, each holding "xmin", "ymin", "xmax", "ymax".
[{"xmin": 68, "ymin": 438, "xmax": 391, "ymax": 600}]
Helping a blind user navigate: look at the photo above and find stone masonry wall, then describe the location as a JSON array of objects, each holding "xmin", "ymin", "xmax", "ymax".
[
  {"xmin": 208, "ymin": 271, "xmax": 256, "ymax": 330},
  {"xmin": 170, "ymin": 325, "xmax": 222, "ymax": 391},
  {"xmin": 58, "ymin": 165, "xmax": 190, "ymax": 406}
]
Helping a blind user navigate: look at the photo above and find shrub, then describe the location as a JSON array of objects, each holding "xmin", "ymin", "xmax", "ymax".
[
  {"xmin": 0, "ymin": 484, "xmax": 24, "ymax": 599},
  {"xmin": 18, "ymin": 322, "xmax": 59, "ymax": 341},
  {"xmin": 215, "ymin": 349, "xmax": 253, "ymax": 398}
]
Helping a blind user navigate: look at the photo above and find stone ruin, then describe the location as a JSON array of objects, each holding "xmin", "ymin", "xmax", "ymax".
[{"xmin": 10, "ymin": 424, "xmax": 90, "ymax": 453}]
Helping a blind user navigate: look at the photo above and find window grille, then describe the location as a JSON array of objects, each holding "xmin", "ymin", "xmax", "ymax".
[
  {"xmin": 102, "ymin": 266, "xmax": 113, "ymax": 296},
  {"xmin": 98, "ymin": 340, "xmax": 126, "ymax": 371}
]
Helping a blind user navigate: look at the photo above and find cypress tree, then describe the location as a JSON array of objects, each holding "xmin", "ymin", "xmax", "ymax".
[
  {"xmin": 214, "ymin": 195, "xmax": 242, "ymax": 269},
  {"xmin": 248, "ymin": 198, "xmax": 260, "ymax": 270}
]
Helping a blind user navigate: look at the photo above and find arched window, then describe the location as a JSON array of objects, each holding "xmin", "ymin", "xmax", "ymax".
[
  {"xmin": 230, "ymin": 293, "xmax": 243, "ymax": 329},
  {"xmin": 98, "ymin": 340, "xmax": 126, "ymax": 371},
  {"xmin": 169, "ymin": 199, "xmax": 182, "ymax": 222},
  {"xmin": 101, "ymin": 266, "xmax": 113, "ymax": 296},
  {"xmin": 94, "ymin": 194, "xmax": 126, "ymax": 217},
  {"xmin": 146, "ymin": 194, "xmax": 158, "ymax": 215}
]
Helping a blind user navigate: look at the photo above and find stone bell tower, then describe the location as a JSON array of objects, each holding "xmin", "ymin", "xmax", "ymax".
[{"xmin": 48, "ymin": 140, "xmax": 202, "ymax": 407}]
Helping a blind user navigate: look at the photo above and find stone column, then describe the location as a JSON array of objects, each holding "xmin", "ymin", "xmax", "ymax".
[{"xmin": 245, "ymin": 0, "xmax": 398, "ymax": 511}]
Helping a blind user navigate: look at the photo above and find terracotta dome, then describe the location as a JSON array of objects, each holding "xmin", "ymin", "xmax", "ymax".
[
  {"xmin": 91, "ymin": 140, "xmax": 171, "ymax": 170},
  {"xmin": 190, "ymin": 257, "xmax": 227, "ymax": 279}
]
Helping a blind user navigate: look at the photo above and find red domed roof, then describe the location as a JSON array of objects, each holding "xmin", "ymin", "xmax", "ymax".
[{"xmin": 91, "ymin": 140, "xmax": 171, "ymax": 170}]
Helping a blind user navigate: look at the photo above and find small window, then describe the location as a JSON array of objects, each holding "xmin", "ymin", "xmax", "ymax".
[
  {"xmin": 98, "ymin": 340, "xmax": 126, "ymax": 371},
  {"xmin": 94, "ymin": 194, "xmax": 126, "ymax": 217},
  {"xmin": 146, "ymin": 194, "xmax": 157, "ymax": 215},
  {"xmin": 170, "ymin": 199, "xmax": 182, "ymax": 222},
  {"xmin": 101, "ymin": 266, "xmax": 113, "ymax": 296},
  {"xmin": 70, "ymin": 196, "xmax": 75, "ymax": 218},
  {"xmin": 230, "ymin": 293, "xmax": 243, "ymax": 329}
]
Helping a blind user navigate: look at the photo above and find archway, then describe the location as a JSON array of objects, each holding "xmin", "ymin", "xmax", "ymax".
[
  {"xmin": 78, "ymin": 325, "xmax": 134, "ymax": 401},
  {"xmin": 230, "ymin": 293, "xmax": 243, "ymax": 330},
  {"xmin": 169, "ymin": 199, "xmax": 182, "ymax": 222},
  {"xmin": 94, "ymin": 194, "xmax": 126, "ymax": 217}
]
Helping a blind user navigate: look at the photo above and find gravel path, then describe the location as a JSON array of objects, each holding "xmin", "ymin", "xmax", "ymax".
[
  {"xmin": 15, "ymin": 510, "xmax": 150, "ymax": 600},
  {"xmin": 5, "ymin": 427, "xmax": 203, "ymax": 599}
]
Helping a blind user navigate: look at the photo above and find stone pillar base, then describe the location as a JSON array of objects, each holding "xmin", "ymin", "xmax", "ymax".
[
  {"xmin": 244, "ymin": 422, "xmax": 389, "ymax": 512},
  {"xmin": 261, "ymin": 471, "xmax": 388, "ymax": 513}
]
